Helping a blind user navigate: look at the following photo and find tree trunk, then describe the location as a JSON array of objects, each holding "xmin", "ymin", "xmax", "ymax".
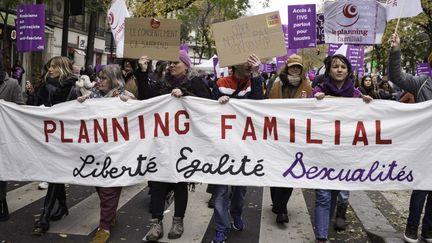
[{"xmin": 85, "ymin": 11, "xmax": 97, "ymax": 67}]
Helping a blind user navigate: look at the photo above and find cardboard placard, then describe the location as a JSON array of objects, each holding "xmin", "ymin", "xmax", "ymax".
[
  {"xmin": 212, "ymin": 11, "xmax": 286, "ymax": 67},
  {"xmin": 124, "ymin": 18, "xmax": 181, "ymax": 61}
]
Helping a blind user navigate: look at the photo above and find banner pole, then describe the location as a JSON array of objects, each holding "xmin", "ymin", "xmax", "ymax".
[{"xmin": 394, "ymin": 0, "xmax": 407, "ymax": 33}]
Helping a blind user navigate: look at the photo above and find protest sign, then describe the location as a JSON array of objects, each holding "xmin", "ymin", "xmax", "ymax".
[
  {"xmin": 385, "ymin": 0, "xmax": 423, "ymax": 21},
  {"xmin": 108, "ymin": 0, "xmax": 130, "ymax": 57},
  {"xmin": 316, "ymin": 13, "xmax": 325, "ymax": 45},
  {"xmin": 287, "ymin": 4, "xmax": 316, "ymax": 49},
  {"xmin": 1, "ymin": 96, "xmax": 432, "ymax": 191},
  {"xmin": 16, "ymin": 4, "xmax": 45, "ymax": 52},
  {"xmin": 416, "ymin": 63, "xmax": 432, "ymax": 76},
  {"xmin": 324, "ymin": 0, "xmax": 386, "ymax": 44},
  {"xmin": 124, "ymin": 18, "xmax": 181, "ymax": 61},
  {"xmin": 212, "ymin": 11, "xmax": 286, "ymax": 67}
]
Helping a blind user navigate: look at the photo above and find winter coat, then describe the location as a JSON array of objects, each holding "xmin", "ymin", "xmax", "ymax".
[{"xmin": 388, "ymin": 48, "xmax": 432, "ymax": 103}]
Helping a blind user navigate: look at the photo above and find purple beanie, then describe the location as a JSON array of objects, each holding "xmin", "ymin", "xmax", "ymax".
[
  {"xmin": 95, "ymin": 64, "xmax": 106, "ymax": 75},
  {"xmin": 179, "ymin": 50, "xmax": 191, "ymax": 67}
]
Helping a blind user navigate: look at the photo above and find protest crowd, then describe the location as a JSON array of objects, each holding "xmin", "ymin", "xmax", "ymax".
[{"xmin": 1, "ymin": 1, "xmax": 432, "ymax": 243}]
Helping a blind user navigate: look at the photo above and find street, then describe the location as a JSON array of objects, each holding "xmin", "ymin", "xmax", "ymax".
[{"xmin": 0, "ymin": 181, "xmax": 411, "ymax": 243}]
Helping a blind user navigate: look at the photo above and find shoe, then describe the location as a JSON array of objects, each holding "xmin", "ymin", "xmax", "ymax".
[
  {"xmin": 168, "ymin": 216, "xmax": 184, "ymax": 239},
  {"xmin": 0, "ymin": 199, "xmax": 10, "ymax": 221},
  {"xmin": 208, "ymin": 195, "xmax": 215, "ymax": 209},
  {"xmin": 334, "ymin": 202, "xmax": 348, "ymax": 231},
  {"xmin": 276, "ymin": 213, "xmax": 289, "ymax": 224},
  {"xmin": 421, "ymin": 228, "xmax": 432, "ymax": 243},
  {"xmin": 50, "ymin": 205, "xmax": 68, "ymax": 221},
  {"xmin": 38, "ymin": 182, "xmax": 48, "ymax": 190},
  {"xmin": 211, "ymin": 230, "xmax": 227, "ymax": 243},
  {"xmin": 90, "ymin": 228, "xmax": 110, "ymax": 243},
  {"xmin": 232, "ymin": 216, "xmax": 245, "ymax": 231},
  {"xmin": 316, "ymin": 238, "xmax": 327, "ymax": 243},
  {"xmin": 404, "ymin": 224, "xmax": 418, "ymax": 243},
  {"xmin": 334, "ymin": 217, "xmax": 346, "ymax": 231},
  {"xmin": 145, "ymin": 218, "xmax": 163, "ymax": 241}
]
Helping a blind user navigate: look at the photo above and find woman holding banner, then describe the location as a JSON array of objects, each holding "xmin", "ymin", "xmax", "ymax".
[
  {"xmin": 389, "ymin": 32, "xmax": 432, "ymax": 243},
  {"xmin": 77, "ymin": 64, "xmax": 134, "ymax": 243},
  {"xmin": 30, "ymin": 56, "xmax": 79, "ymax": 235},
  {"xmin": 311, "ymin": 54, "xmax": 372, "ymax": 243},
  {"xmin": 144, "ymin": 50, "xmax": 212, "ymax": 242},
  {"xmin": 267, "ymin": 54, "xmax": 312, "ymax": 224}
]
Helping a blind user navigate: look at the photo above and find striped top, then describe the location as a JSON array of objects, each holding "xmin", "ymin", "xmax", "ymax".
[{"xmin": 214, "ymin": 75, "xmax": 264, "ymax": 100}]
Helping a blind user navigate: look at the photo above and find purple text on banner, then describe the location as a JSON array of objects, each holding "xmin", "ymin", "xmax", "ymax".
[
  {"xmin": 16, "ymin": 4, "xmax": 45, "ymax": 52},
  {"xmin": 416, "ymin": 63, "xmax": 432, "ymax": 76},
  {"xmin": 316, "ymin": 13, "xmax": 325, "ymax": 45},
  {"xmin": 288, "ymin": 4, "xmax": 316, "ymax": 49}
]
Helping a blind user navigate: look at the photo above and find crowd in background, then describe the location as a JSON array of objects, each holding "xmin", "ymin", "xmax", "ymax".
[{"xmin": 1, "ymin": 34, "xmax": 432, "ymax": 243}]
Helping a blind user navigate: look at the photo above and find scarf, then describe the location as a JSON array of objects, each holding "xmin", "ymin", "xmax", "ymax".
[
  {"xmin": 321, "ymin": 76, "xmax": 355, "ymax": 97},
  {"xmin": 171, "ymin": 74, "xmax": 187, "ymax": 88}
]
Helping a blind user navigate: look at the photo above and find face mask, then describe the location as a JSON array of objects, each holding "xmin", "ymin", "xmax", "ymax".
[{"xmin": 287, "ymin": 75, "xmax": 301, "ymax": 86}]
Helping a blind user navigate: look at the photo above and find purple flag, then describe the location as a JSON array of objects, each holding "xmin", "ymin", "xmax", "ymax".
[
  {"xmin": 347, "ymin": 45, "xmax": 365, "ymax": 77},
  {"xmin": 416, "ymin": 63, "xmax": 432, "ymax": 76},
  {"xmin": 288, "ymin": 4, "xmax": 317, "ymax": 49},
  {"xmin": 316, "ymin": 13, "xmax": 325, "ymax": 45},
  {"xmin": 276, "ymin": 49, "xmax": 298, "ymax": 71},
  {"xmin": 16, "ymin": 4, "xmax": 45, "ymax": 52},
  {"xmin": 328, "ymin": 43, "xmax": 342, "ymax": 56}
]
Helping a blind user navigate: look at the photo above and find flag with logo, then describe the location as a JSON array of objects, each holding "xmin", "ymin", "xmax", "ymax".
[
  {"xmin": 385, "ymin": 0, "xmax": 423, "ymax": 21},
  {"xmin": 324, "ymin": 0, "xmax": 386, "ymax": 45},
  {"xmin": 107, "ymin": 0, "xmax": 130, "ymax": 58}
]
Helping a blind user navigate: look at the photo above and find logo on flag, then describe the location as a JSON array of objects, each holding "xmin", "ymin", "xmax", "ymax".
[{"xmin": 339, "ymin": 4, "xmax": 360, "ymax": 27}]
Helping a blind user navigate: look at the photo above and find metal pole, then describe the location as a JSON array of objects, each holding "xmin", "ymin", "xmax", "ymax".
[{"xmin": 61, "ymin": 0, "xmax": 70, "ymax": 57}]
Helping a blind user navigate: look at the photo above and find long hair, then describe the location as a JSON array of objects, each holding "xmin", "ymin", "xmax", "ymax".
[
  {"xmin": 99, "ymin": 64, "xmax": 125, "ymax": 92},
  {"xmin": 43, "ymin": 56, "xmax": 74, "ymax": 82}
]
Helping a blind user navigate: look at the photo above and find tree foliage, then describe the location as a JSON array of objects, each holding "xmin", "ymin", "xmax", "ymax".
[
  {"xmin": 378, "ymin": 0, "xmax": 432, "ymax": 75},
  {"xmin": 176, "ymin": 0, "xmax": 250, "ymax": 62}
]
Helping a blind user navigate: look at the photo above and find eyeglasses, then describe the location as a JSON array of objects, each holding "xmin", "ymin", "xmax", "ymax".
[
  {"xmin": 169, "ymin": 61, "xmax": 180, "ymax": 65},
  {"xmin": 99, "ymin": 76, "xmax": 107, "ymax": 80}
]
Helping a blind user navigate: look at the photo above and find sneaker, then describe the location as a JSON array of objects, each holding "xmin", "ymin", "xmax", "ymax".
[
  {"xmin": 211, "ymin": 230, "xmax": 227, "ymax": 243},
  {"xmin": 232, "ymin": 216, "xmax": 245, "ymax": 231},
  {"xmin": 145, "ymin": 218, "xmax": 163, "ymax": 241},
  {"xmin": 421, "ymin": 228, "xmax": 432, "ymax": 243},
  {"xmin": 167, "ymin": 217, "xmax": 184, "ymax": 239},
  {"xmin": 404, "ymin": 224, "xmax": 419, "ymax": 243},
  {"xmin": 90, "ymin": 228, "xmax": 110, "ymax": 243},
  {"xmin": 38, "ymin": 182, "xmax": 48, "ymax": 190}
]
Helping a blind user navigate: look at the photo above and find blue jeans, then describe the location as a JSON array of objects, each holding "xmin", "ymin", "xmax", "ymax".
[
  {"xmin": 213, "ymin": 185, "xmax": 247, "ymax": 232},
  {"xmin": 315, "ymin": 189, "xmax": 340, "ymax": 240},
  {"xmin": 337, "ymin": 190, "xmax": 350, "ymax": 204},
  {"xmin": 407, "ymin": 190, "xmax": 432, "ymax": 230}
]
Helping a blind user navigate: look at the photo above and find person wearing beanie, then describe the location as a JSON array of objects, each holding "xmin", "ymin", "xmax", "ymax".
[
  {"xmin": 0, "ymin": 52, "xmax": 24, "ymax": 222},
  {"xmin": 144, "ymin": 50, "xmax": 211, "ymax": 242},
  {"xmin": 267, "ymin": 54, "xmax": 312, "ymax": 225},
  {"xmin": 389, "ymin": 33, "xmax": 432, "ymax": 243}
]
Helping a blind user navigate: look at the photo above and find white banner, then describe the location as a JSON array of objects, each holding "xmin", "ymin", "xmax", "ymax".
[
  {"xmin": 324, "ymin": 0, "xmax": 386, "ymax": 44},
  {"xmin": 1, "ymin": 95, "xmax": 432, "ymax": 190},
  {"xmin": 107, "ymin": 0, "xmax": 130, "ymax": 58},
  {"xmin": 385, "ymin": 0, "xmax": 423, "ymax": 21}
]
